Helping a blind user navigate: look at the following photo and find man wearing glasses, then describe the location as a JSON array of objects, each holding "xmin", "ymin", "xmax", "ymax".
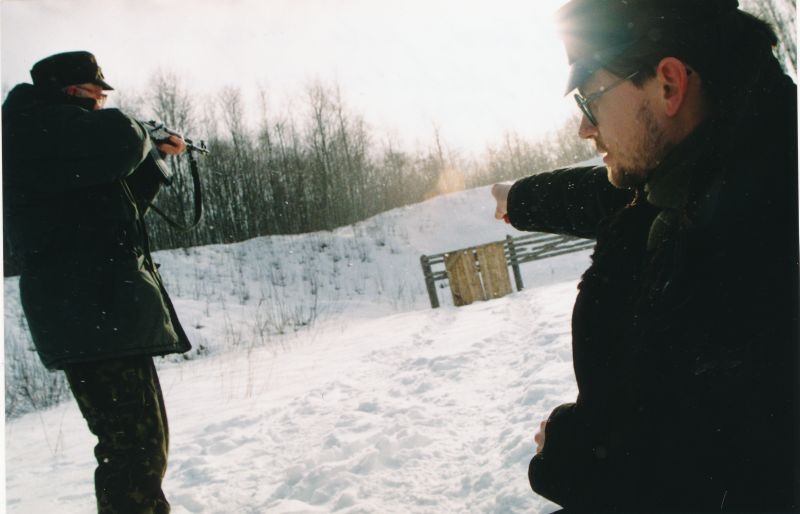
[
  {"xmin": 3, "ymin": 51, "xmax": 191, "ymax": 513},
  {"xmin": 492, "ymin": 1, "xmax": 797, "ymax": 511}
]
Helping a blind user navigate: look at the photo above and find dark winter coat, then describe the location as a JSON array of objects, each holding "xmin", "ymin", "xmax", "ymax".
[
  {"xmin": 508, "ymin": 61, "xmax": 799, "ymax": 510},
  {"xmin": 2, "ymin": 83, "xmax": 191, "ymax": 369}
]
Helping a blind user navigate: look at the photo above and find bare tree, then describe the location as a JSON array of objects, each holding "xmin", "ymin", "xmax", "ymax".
[
  {"xmin": 145, "ymin": 71, "xmax": 201, "ymax": 248},
  {"xmin": 468, "ymin": 113, "xmax": 595, "ymax": 188}
]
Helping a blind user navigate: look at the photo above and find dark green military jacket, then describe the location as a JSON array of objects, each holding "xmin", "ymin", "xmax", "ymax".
[{"xmin": 2, "ymin": 83, "xmax": 191, "ymax": 369}]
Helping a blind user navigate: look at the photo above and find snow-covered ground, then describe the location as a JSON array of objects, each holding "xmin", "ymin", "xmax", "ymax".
[{"xmin": 5, "ymin": 185, "xmax": 592, "ymax": 513}]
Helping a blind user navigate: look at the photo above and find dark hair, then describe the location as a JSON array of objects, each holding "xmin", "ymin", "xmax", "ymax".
[{"xmin": 604, "ymin": 9, "xmax": 779, "ymax": 113}]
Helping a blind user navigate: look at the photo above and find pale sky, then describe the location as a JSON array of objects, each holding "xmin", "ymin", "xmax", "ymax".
[{"xmin": 1, "ymin": 0, "xmax": 576, "ymax": 153}]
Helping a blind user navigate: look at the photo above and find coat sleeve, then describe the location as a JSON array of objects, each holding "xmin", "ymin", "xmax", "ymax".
[
  {"xmin": 507, "ymin": 166, "xmax": 633, "ymax": 239},
  {"xmin": 124, "ymin": 156, "xmax": 166, "ymax": 215},
  {"xmin": 18, "ymin": 106, "xmax": 153, "ymax": 193},
  {"xmin": 528, "ymin": 402, "xmax": 597, "ymax": 508}
]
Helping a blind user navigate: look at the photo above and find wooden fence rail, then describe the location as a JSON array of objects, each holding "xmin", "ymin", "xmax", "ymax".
[{"xmin": 420, "ymin": 232, "xmax": 595, "ymax": 308}]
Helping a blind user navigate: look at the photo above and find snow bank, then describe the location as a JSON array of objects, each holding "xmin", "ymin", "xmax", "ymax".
[{"xmin": 5, "ymin": 185, "xmax": 590, "ymax": 513}]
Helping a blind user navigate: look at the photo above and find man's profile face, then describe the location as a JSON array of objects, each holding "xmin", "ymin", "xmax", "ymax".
[
  {"xmin": 576, "ymin": 68, "xmax": 670, "ymax": 189},
  {"xmin": 64, "ymin": 82, "xmax": 107, "ymax": 110}
]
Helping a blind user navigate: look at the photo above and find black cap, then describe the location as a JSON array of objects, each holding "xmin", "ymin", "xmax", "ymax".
[
  {"xmin": 557, "ymin": 0, "xmax": 740, "ymax": 94},
  {"xmin": 30, "ymin": 51, "xmax": 114, "ymax": 90}
]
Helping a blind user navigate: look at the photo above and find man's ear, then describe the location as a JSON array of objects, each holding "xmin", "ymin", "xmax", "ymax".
[{"xmin": 655, "ymin": 57, "xmax": 690, "ymax": 117}]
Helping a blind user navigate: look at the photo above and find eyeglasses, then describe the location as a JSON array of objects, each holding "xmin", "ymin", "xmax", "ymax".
[{"xmin": 573, "ymin": 71, "xmax": 639, "ymax": 127}]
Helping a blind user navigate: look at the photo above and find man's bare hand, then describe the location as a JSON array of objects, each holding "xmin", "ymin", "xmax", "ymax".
[
  {"xmin": 534, "ymin": 420, "xmax": 547, "ymax": 454},
  {"xmin": 491, "ymin": 183, "xmax": 512, "ymax": 223},
  {"xmin": 157, "ymin": 134, "xmax": 187, "ymax": 156}
]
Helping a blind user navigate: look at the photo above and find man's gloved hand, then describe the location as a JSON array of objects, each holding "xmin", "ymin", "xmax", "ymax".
[{"xmin": 491, "ymin": 183, "xmax": 512, "ymax": 223}]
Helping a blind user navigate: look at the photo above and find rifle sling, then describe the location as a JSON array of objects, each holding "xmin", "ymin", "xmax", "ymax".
[{"xmin": 148, "ymin": 150, "xmax": 203, "ymax": 232}]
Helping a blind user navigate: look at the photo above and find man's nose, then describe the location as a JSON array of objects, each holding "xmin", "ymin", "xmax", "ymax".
[{"xmin": 578, "ymin": 114, "xmax": 597, "ymax": 139}]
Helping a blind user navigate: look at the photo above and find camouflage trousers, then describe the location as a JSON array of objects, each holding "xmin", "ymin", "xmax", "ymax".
[{"xmin": 64, "ymin": 356, "xmax": 170, "ymax": 514}]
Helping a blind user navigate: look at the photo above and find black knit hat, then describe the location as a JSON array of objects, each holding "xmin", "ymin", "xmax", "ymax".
[
  {"xmin": 557, "ymin": 0, "xmax": 740, "ymax": 93},
  {"xmin": 30, "ymin": 51, "xmax": 114, "ymax": 90}
]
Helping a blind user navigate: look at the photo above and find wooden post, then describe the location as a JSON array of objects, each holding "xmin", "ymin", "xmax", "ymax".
[
  {"xmin": 420, "ymin": 254, "xmax": 440, "ymax": 309},
  {"xmin": 445, "ymin": 250, "xmax": 485, "ymax": 306},
  {"xmin": 506, "ymin": 234, "xmax": 524, "ymax": 291},
  {"xmin": 476, "ymin": 242, "xmax": 512, "ymax": 299}
]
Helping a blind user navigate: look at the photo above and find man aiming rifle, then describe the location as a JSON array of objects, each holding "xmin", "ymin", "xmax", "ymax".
[{"xmin": 3, "ymin": 50, "xmax": 194, "ymax": 514}]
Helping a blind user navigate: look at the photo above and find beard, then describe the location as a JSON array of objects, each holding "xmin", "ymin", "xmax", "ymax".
[{"xmin": 604, "ymin": 101, "xmax": 671, "ymax": 189}]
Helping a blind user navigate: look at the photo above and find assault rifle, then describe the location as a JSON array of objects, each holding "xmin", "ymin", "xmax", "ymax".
[
  {"xmin": 141, "ymin": 120, "xmax": 208, "ymax": 185},
  {"xmin": 140, "ymin": 120, "xmax": 209, "ymax": 230}
]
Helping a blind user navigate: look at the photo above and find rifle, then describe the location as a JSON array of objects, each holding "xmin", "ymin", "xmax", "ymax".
[
  {"xmin": 140, "ymin": 120, "xmax": 209, "ymax": 230},
  {"xmin": 141, "ymin": 120, "xmax": 208, "ymax": 185}
]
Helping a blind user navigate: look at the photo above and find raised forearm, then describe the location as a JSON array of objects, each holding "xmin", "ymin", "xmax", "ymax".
[{"xmin": 507, "ymin": 166, "xmax": 632, "ymax": 239}]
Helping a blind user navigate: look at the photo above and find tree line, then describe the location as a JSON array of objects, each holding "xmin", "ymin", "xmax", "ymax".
[{"xmin": 138, "ymin": 76, "xmax": 594, "ymax": 254}]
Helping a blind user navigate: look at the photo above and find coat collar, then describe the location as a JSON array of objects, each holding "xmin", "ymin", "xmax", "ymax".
[{"xmin": 644, "ymin": 122, "xmax": 715, "ymax": 211}]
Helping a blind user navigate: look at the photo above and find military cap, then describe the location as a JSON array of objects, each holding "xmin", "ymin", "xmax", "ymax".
[
  {"xmin": 30, "ymin": 51, "xmax": 113, "ymax": 90},
  {"xmin": 557, "ymin": 0, "xmax": 740, "ymax": 93}
]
